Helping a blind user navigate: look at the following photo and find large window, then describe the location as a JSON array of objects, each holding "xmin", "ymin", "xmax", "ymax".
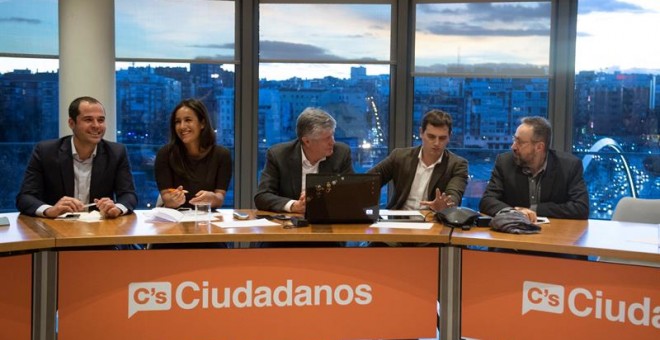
[
  {"xmin": 115, "ymin": 0, "xmax": 236, "ymax": 208},
  {"xmin": 5, "ymin": 0, "xmax": 657, "ymax": 217},
  {"xmin": 0, "ymin": 0, "xmax": 58, "ymax": 212},
  {"xmin": 258, "ymin": 2, "xmax": 392, "ymax": 203},
  {"xmin": 573, "ymin": 0, "xmax": 660, "ymax": 219},
  {"xmin": 414, "ymin": 1, "xmax": 551, "ymax": 210}
]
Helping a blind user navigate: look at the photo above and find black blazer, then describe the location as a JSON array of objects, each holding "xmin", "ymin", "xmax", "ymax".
[
  {"xmin": 16, "ymin": 136, "xmax": 138, "ymax": 216},
  {"xmin": 254, "ymin": 139, "xmax": 354, "ymax": 212},
  {"xmin": 479, "ymin": 150, "xmax": 589, "ymax": 219},
  {"xmin": 368, "ymin": 146, "xmax": 468, "ymax": 209}
]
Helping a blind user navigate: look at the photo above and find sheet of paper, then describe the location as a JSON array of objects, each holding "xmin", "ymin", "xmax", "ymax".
[
  {"xmin": 142, "ymin": 210, "xmax": 220, "ymax": 223},
  {"xmin": 370, "ymin": 222, "xmax": 434, "ymax": 230},
  {"xmin": 213, "ymin": 218, "xmax": 281, "ymax": 228},
  {"xmin": 146, "ymin": 207, "xmax": 183, "ymax": 222},
  {"xmin": 79, "ymin": 211, "xmax": 103, "ymax": 222},
  {"xmin": 178, "ymin": 212, "xmax": 221, "ymax": 223},
  {"xmin": 627, "ymin": 237, "xmax": 660, "ymax": 246},
  {"xmin": 56, "ymin": 211, "xmax": 103, "ymax": 223},
  {"xmin": 536, "ymin": 216, "xmax": 550, "ymax": 224},
  {"xmin": 379, "ymin": 209, "xmax": 424, "ymax": 217}
]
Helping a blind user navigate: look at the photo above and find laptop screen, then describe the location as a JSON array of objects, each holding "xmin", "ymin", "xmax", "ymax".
[{"xmin": 305, "ymin": 173, "xmax": 380, "ymax": 224}]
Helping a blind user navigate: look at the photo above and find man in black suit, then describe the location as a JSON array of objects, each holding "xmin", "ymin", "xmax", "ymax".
[
  {"xmin": 369, "ymin": 109, "xmax": 468, "ymax": 211},
  {"xmin": 254, "ymin": 107, "xmax": 354, "ymax": 213},
  {"xmin": 16, "ymin": 96, "xmax": 137, "ymax": 218},
  {"xmin": 480, "ymin": 116, "xmax": 589, "ymax": 220}
]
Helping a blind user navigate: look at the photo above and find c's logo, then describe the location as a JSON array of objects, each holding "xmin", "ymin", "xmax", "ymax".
[
  {"xmin": 128, "ymin": 282, "xmax": 172, "ymax": 318},
  {"xmin": 522, "ymin": 281, "xmax": 564, "ymax": 315}
]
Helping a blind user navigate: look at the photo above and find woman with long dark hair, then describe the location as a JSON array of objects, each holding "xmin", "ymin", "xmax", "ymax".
[{"xmin": 155, "ymin": 98, "xmax": 231, "ymax": 209}]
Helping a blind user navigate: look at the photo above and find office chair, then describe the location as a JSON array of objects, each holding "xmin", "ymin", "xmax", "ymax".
[
  {"xmin": 611, "ymin": 197, "xmax": 660, "ymax": 224},
  {"xmin": 598, "ymin": 197, "xmax": 660, "ymax": 267}
]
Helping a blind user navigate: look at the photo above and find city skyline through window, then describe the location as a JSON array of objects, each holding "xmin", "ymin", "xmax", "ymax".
[
  {"xmin": 1, "ymin": 0, "xmax": 659, "ymax": 217},
  {"xmin": 573, "ymin": 0, "xmax": 660, "ymax": 218}
]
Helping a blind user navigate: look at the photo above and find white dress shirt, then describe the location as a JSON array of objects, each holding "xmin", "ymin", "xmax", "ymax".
[
  {"xmin": 283, "ymin": 148, "xmax": 326, "ymax": 212},
  {"xmin": 403, "ymin": 149, "xmax": 443, "ymax": 210}
]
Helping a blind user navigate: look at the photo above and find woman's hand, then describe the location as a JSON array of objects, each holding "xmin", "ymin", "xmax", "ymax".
[
  {"xmin": 189, "ymin": 190, "xmax": 226, "ymax": 208},
  {"xmin": 161, "ymin": 186, "xmax": 187, "ymax": 208}
]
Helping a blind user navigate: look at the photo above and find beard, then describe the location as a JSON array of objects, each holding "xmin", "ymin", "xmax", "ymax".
[
  {"xmin": 513, "ymin": 151, "xmax": 540, "ymax": 176},
  {"xmin": 513, "ymin": 152, "xmax": 530, "ymax": 169}
]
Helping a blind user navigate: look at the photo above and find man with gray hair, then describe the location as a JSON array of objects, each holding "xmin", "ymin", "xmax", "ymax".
[
  {"xmin": 480, "ymin": 116, "xmax": 589, "ymax": 220},
  {"xmin": 255, "ymin": 107, "xmax": 354, "ymax": 213}
]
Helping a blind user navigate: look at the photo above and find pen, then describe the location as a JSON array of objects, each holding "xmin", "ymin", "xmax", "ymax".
[
  {"xmin": 167, "ymin": 188, "xmax": 189, "ymax": 194},
  {"xmin": 83, "ymin": 203, "xmax": 95, "ymax": 208}
]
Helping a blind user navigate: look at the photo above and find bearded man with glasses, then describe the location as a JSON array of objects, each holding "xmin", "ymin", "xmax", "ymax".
[{"xmin": 479, "ymin": 116, "xmax": 589, "ymax": 221}]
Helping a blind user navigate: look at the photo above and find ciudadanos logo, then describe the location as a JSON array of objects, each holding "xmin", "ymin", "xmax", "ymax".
[
  {"xmin": 522, "ymin": 281, "xmax": 564, "ymax": 315},
  {"xmin": 128, "ymin": 280, "xmax": 373, "ymax": 318},
  {"xmin": 522, "ymin": 280, "xmax": 660, "ymax": 329},
  {"xmin": 129, "ymin": 282, "xmax": 172, "ymax": 318}
]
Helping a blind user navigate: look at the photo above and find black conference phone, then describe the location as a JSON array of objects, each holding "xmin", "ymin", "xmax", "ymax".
[{"xmin": 435, "ymin": 207, "xmax": 480, "ymax": 230}]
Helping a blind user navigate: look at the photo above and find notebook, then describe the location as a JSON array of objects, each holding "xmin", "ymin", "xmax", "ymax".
[{"xmin": 305, "ymin": 173, "xmax": 380, "ymax": 224}]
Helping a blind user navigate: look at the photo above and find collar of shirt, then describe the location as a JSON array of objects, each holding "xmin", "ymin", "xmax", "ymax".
[
  {"xmin": 70, "ymin": 137, "xmax": 98, "ymax": 162},
  {"xmin": 301, "ymin": 148, "xmax": 326, "ymax": 169},
  {"xmin": 300, "ymin": 148, "xmax": 325, "ymax": 201},
  {"xmin": 418, "ymin": 148, "xmax": 443, "ymax": 169}
]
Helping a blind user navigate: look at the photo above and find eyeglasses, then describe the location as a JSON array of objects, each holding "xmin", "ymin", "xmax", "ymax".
[{"xmin": 512, "ymin": 136, "xmax": 539, "ymax": 146}]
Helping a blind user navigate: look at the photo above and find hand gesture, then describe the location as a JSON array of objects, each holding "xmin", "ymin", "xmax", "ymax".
[
  {"xmin": 189, "ymin": 190, "xmax": 223, "ymax": 207},
  {"xmin": 420, "ymin": 188, "xmax": 455, "ymax": 212}
]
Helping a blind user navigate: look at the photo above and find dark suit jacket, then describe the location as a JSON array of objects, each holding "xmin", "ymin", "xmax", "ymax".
[
  {"xmin": 254, "ymin": 139, "xmax": 354, "ymax": 212},
  {"xmin": 479, "ymin": 150, "xmax": 589, "ymax": 219},
  {"xmin": 368, "ymin": 146, "xmax": 468, "ymax": 209},
  {"xmin": 16, "ymin": 136, "xmax": 138, "ymax": 216}
]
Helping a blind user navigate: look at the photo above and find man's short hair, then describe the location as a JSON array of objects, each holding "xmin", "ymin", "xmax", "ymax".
[
  {"xmin": 421, "ymin": 109, "xmax": 453, "ymax": 135},
  {"xmin": 68, "ymin": 96, "xmax": 103, "ymax": 120},
  {"xmin": 296, "ymin": 107, "xmax": 337, "ymax": 139},
  {"xmin": 521, "ymin": 116, "xmax": 552, "ymax": 148}
]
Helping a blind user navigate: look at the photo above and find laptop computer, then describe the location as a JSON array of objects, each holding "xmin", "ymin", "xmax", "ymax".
[{"xmin": 305, "ymin": 173, "xmax": 380, "ymax": 224}]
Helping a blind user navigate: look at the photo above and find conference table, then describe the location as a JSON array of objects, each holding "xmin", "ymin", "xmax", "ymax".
[
  {"xmin": 450, "ymin": 219, "xmax": 659, "ymax": 339},
  {"xmin": 1, "ymin": 211, "xmax": 658, "ymax": 340},
  {"xmin": 9, "ymin": 210, "xmax": 448, "ymax": 340},
  {"xmin": 0, "ymin": 212, "xmax": 54, "ymax": 253},
  {"xmin": 34, "ymin": 210, "xmax": 450, "ymax": 246}
]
